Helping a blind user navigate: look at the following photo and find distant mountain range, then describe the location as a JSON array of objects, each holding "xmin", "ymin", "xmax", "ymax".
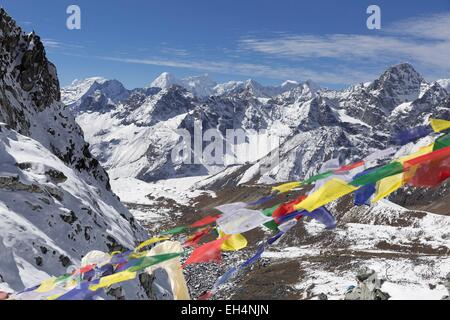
[{"xmin": 62, "ymin": 64, "xmax": 450, "ymax": 186}]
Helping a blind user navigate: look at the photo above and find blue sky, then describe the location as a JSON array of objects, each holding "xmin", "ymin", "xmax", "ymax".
[{"xmin": 1, "ymin": 0, "xmax": 450, "ymax": 89}]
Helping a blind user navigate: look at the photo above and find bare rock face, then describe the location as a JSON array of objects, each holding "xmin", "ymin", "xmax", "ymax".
[{"xmin": 0, "ymin": 8, "xmax": 111, "ymax": 191}]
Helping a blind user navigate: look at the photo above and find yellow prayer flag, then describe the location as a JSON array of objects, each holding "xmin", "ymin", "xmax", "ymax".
[
  {"xmin": 46, "ymin": 293, "xmax": 63, "ymax": 300},
  {"xmin": 272, "ymin": 181, "xmax": 302, "ymax": 194},
  {"xmin": 89, "ymin": 270, "xmax": 137, "ymax": 291},
  {"xmin": 135, "ymin": 236, "xmax": 170, "ymax": 252},
  {"xmin": 35, "ymin": 277, "xmax": 57, "ymax": 293},
  {"xmin": 398, "ymin": 144, "xmax": 434, "ymax": 164},
  {"xmin": 293, "ymin": 178, "xmax": 358, "ymax": 212},
  {"xmin": 218, "ymin": 230, "xmax": 248, "ymax": 251},
  {"xmin": 65, "ymin": 278, "xmax": 78, "ymax": 289},
  {"xmin": 372, "ymin": 173, "xmax": 404, "ymax": 203},
  {"xmin": 430, "ymin": 118, "xmax": 450, "ymax": 133},
  {"xmin": 128, "ymin": 251, "xmax": 149, "ymax": 259}
]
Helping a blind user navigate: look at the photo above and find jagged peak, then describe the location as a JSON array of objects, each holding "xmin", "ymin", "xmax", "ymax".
[
  {"xmin": 70, "ymin": 77, "xmax": 107, "ymax": 86},
  {"xmin": 436, "ymin": 79, "xmax": 450, "ymax": 92},
  {"xmin": 377, "ymin": 63, "xmax": 425, "ymax": 86},
  {"xmin": 150, "ymin": 72, "xmax": 178, "ymax": 89},
  {"xmin": 0, "ymin": 7, "xmax": 20, "ymax": 33},
  {"xmin": 281, "ymin": 80, "xmax": 299, "ymax": 87}
]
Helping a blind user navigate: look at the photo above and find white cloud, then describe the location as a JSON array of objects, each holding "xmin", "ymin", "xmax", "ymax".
[
  {"xmin": 239, "ymin": 12, "xmax": 450, "ymax": 70},
  {"xmin": 60, "ymin": 12, "xmax": 450, "ymax": 87},
  {"xmin": 42, "ymin": 39, "xmax": 61, "ymax": 49},
  {"xmin": 42, "ymin": 39, "xmax": 84, "ymax": 50},
  {"xmin": 98, "ymin": 55, "xmax": 375, "ymax": 85},
  {"xmin": 387, "ymin": 12, "xmax": 450, "ymax": 40},
  {"xmin": 160, "ymin": 47, "xmax": 190, "ymax": 57}
]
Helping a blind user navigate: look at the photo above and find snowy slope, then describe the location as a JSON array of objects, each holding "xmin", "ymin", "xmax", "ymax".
[
  {"xmin": 61, "ymin": 77, "xmax": 107, "ymax": 107},
  {"xmin": 0, "ymin": 123, "xmax": 144, "ymax": 292},
  {"xmin": 149, "ymin": 72, "xmax": 217, "ymax": 98},
  {"xmin": 0, "ymin": 9, "xmax": 156, "ymax": 299},
  {"xmin": 259, "ymin": 199, "xmax": 450, "ymax": 300},
  {"xmin": 437, "ymin": 79, "xmax": 450, "ymax": 92}
]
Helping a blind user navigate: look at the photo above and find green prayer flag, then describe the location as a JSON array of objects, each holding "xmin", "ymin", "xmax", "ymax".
[
  {"xmin": 56, "ymin": 274, "xmax": 71, "ymax": 283},
  {"xmin": 128, "ymin": 252, "xmax": 182, "ymax": 272},
  {"xmin": 263, "ymin": 220, "xmax": 280, "ymax": 232},
  {"xmin": 161, "ymin": 226, "xmax": 188, "ymax": 235},
  {"xmin": 434, "ymin": 133, "xmax": 450, "ymax": 151},
  {"xmin": 261, "ymin": 205, "xmax": 280, "ymax": 231},
  {"xmin": 303, "ymin": 171, "xmax": 333, "ymax": 185},
  {"xmin": 262, "ymin": 205, "xmax": 279, "ymax": 217},
  {"xmin": 350, "ymin": 162, "xmax": 404, "ymax": 187}
]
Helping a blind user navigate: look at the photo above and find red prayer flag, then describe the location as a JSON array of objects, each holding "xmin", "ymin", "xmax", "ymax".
[
  {"xmin": 404, "ymin": 145, "xmax": 450, "ymax": 168},
  {"xmin": 191, "ymin": 215, "xmax": 220, "ymax": 228},
  {"xmin": 335, "ymin": 161, "xmax": 365, "ymax": 173},
  {"xmin": 197, "ymin": 291, "xmax": 214, "ymax": 300},
  {"xmin": 183, "ymin": 228, "xmax": 211, "ymax": 248},
  {"xmin": 404, "ymin": 145, "xmax": 450, "ymax": 187},
  {"xmin": 73, "ymin": 264, "xmax": 95, "ymax": 275},
  {"xmin": 272, "ymin": 196, "xmax": 306, "ymax": 223},
  {"xmin": 407, "ymin": 157, "xmax": 450, "ymax": 187},
  {"xmin": 183, "ymin": 237, "xmax": 229, "ymax": 267}
]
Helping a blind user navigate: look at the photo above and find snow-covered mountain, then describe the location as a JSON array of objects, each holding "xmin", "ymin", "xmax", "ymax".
[
  {"xmin": 150, "ymin": 72, "xmax": 217, "ymax": 98},
  {"xmin": 61, "ymin": 77, "xmax": 107, "ymax": 106},
  {"xmin": 61, "ymin": 77, "xmax": 131, "ymax": 112},
  {"xmin": 147, "ymin": 72, "xmax": 312, "ymax": 99},
  {"xmin": 437, "ymin": 79, "xmax": 450, "ymax": 92},
  {"xmin": 0, "ymin": 9, "xmax": 168, "ymax": 299},
  {"xmin": 63, "ymin": 63, "xmax": 449, "ymax": 186}
]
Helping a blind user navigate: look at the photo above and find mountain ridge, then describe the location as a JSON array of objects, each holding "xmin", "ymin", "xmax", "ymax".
[
  {"xmin": 64, "ymin": 63, "xmax": 450, "ymax": 185},
  {"xmin": 0, "ymin": 8, "xmax": 176, "ymax": 299}
]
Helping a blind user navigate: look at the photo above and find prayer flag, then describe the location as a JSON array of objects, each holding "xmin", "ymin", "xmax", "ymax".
[
  {"xmin": 247, "ymin": 194, "xmax": 276, "ymax": 206},
  {"xmin": 294, "ymin": 178, "xmax": 358, "ymax": 212},
  {"xmin": 335, "ymin": 161, "xmax": 365, "ymax": 173},
  {"xmin": 135, "ymin": 236, "xmax": 170, "ymax": 252},
  {"xmin": 430, "ymin": 118, "xmax": 450, "ymax": 133},
  {"xmin": 434, "ymin": 133, "xmax": 450, "ymax": 151},
  {"xmin": 372, "ymin": 173, "xmax": 404, "ymax": 203},
  {"xmin": 88, "ymin": 270, "xmax": 137, "ymax": 291},
  {"xmin": 215, "ymin": 202, "xmax": 247, "ymax": 215},
  {"xmin": 272, "ymin": 196, "xmax": 306, "ymax": 223},
  {"xmin": 183, "ymin": 237, "xmax": 228, "ymax": 267},
  {"xmin": 218, "ymin": 230, "xmax": 248, "ymax": 251},
  {"xmin": 354, "ymin": 184, "xmax": 376, "ymax": 205},
  {"xmin": 350, "ymin": 162, "xmax": 404, "ymax": 187},
  {"xmin": 272, "ymin": 182, "xmax": 302, "ymax": 194},
  {"xmin": 217, "ymin": 208, "xmax": 272, "ymax": 234},
  {"xmin": 212, "ymin": 267, "xmax": 238, "ymax": 290},
  {"xmin": 302, "ymin": 206, "xmax": 336, "ymax": 229},
  {"xmin": 161, "ymin": 226, "xmax": 188, "ymax": 235},
  {"xmin": 35, "ymin": 278, "xmax": 57, "ymax": 293},
  {"xmin": 128, "ymin": 253, "xmax": 183, "ymax": 272},
  {"xmin": 191, "ymin": 215, "xmax": 220, "ymax": 228},
  {"xmin": 183, "ymin": 228, "xmax": 211, "ymax": 247},
  {"xmin": 303, "ymin": 171, "xmax": 334, "ymax": 185}
]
